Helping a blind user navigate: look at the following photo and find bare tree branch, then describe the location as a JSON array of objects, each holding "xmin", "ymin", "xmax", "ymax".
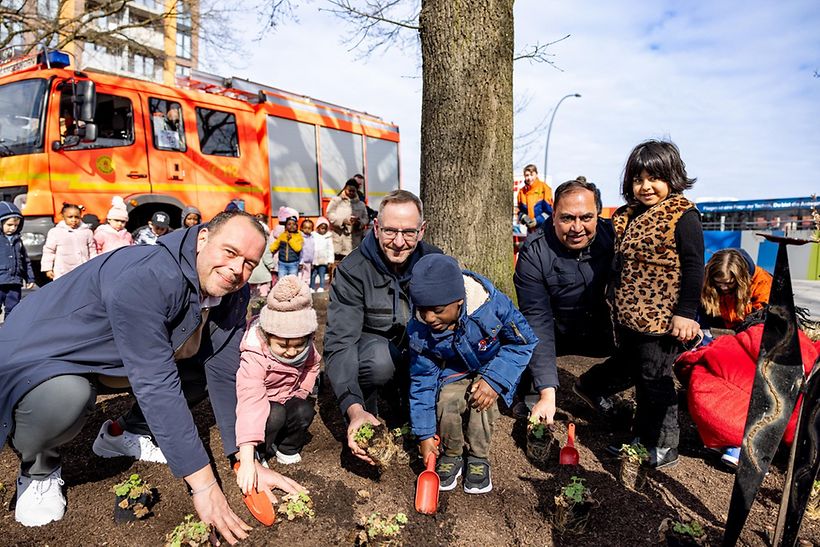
[
  {"xmin": 320, "ymin": 0, "xmax": 420, "ymax": 58},
  {"xmin": 513, "ymin": 33, "xmax": 570, "ymax": 69}
]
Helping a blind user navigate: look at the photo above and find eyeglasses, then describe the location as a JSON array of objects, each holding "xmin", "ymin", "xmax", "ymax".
[{"xmin": 379, "ymin": 226, "xmax": 421, "ymax": 241}]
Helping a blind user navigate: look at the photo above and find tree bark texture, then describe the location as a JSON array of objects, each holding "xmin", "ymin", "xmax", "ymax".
[{"xmin": 419, "ymin": 0, "xmax": 515, "ymax": 297}]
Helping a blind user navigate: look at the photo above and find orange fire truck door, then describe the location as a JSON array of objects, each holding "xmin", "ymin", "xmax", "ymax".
[
  {"xmin": 49, "ymin": 84, "xmax": 151, "ymax": 208},
  {"xmin": 143, "ymin": 95, "xmax": 197, "ymax": 208}
]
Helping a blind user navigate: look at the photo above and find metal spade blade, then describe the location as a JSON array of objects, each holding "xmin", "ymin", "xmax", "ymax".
[
  {"xmin": 772, "ymin": 358, "xmax": 820, "ymax": 547},
  {"xmin": 722, "ymin": 241, "xmax": 806, "ymax": 547}
]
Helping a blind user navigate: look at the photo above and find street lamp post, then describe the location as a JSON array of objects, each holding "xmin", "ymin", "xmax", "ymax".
[{"xmin": 543, "ymin": 93, "xmax": 581, "ymax": 181}]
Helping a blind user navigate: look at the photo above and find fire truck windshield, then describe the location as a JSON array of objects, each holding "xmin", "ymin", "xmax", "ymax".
[{"xmin": 0, "ymin": 79, "xmax": 47, "ymax": 157}]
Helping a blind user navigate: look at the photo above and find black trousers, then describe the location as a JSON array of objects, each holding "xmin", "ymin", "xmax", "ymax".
[
  {"xmin": 264, "ymin": 397, "xmax": 316, "ymax": 456},
  {"xmin": 580, "ymin": 326, "xmax": 682, "ymax": 449}
]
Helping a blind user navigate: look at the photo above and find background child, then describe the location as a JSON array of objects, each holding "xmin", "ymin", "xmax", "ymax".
[
  {"xmin": 181, "ymin": 205, "xmax": 202, "ymax": 228},
  {"xmin": 311, "ymin": 217, "xmax": 334, "ymax": 292},
  {"xmin": 408, "ymin": 254, "xmax": 536, "ymax": 494},
  {"xmin": 271, "ymin": 215, "xmax": 303, "ymax": 277},
  {"xmin": 0, "ymin": 201, "xmax": 35, "ymax": 317},
  {"xmin": 132, "ymin": 211, "xmax": 171, "ymax": 245},
  {"xmin": 609, "ymin": 140, "xmax": 704, "ymax": 468},
  {"xmin": 298, "ymin": 218, "xmax": 315, "ymax": 287},
  {"xmin": 42, "ymin": 202, "xmax": 97, "ymax": 280},
  {"xmin": 701, "ymin": 248, "xmax": 772, "ymax": 330},
  {"xmin": 93, "ymin": 196, "xmax": 133, "ymax": 254},
  {"xmin": 235, "ymin": 276, "xmax": 320, "ymax": 494}
]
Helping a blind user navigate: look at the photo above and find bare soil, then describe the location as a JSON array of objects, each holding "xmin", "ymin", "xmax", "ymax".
[{"xmin": 2, "ymin": 295, "xmax": 818, "ymax": 546}]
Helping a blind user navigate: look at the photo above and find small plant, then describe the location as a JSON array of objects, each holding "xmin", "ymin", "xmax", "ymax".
[
  {"xmin": 277, "ymin": 492, "xmax": 315, "ymax": 521},
  {"xmin": 165, "ymin": 515, "xmax": 212, "ymax": 547},
  {"xmin": 529, "ymin": 416, "xmax": 548, "ymax": 440},
  {"xmin": 354, "ymin": 512, "xmax": 408, "ymax": 545},
  {"xmin": 807, "ymin": 480, "xmax": 820, "ymax": 520},
  {"xmin": 619, "ymin": 443, "xmax": 649, "ymax": 464},
  {"xmin": 659, "ymin": 517, "xmax": 708, "ymax": 546},
  {"xmin": 391, "ymin": 424, "xmax": 411, "ymax": 438},
  {"xmin": 552, "ymin": 476, "xmax": 597, "ymax": 535},
  {"xmin": 111, "ymin": 473, "xmax": 153, "ymax": 522},
  {"xmin": 355, "ymin": 423, "xmax": 375, "ymax": 445},
  {"xmin": 561, "ymin": 476, "xmax": 587, "ymax": 504}
]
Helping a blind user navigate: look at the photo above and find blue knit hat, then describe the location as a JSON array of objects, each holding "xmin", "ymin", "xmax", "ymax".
[{"xmin": 409, "ymin": 254, "xmax": 465, "ymax": 307}]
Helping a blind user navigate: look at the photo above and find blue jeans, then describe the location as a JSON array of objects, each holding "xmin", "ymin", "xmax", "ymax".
[
  {"xmin": 0, "ymin": 284, "xmax": 22, "ymax": 317},
  {"xmin": 310, "ymin": 264, "xmax": 328, "ymax": 290},
  {"xmin": 278, "ymin": 261, "xmax": 299, "ymax": 277}
]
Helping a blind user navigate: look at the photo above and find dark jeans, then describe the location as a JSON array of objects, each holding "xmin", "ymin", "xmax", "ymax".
[
  {"xmin": 356, "ymin": 332, "xmax": 409, "ymax": 419},
  {"xmin": 310, "ymin": 264, "xmax": 328, "ymax": 290},
  {"xmin": 263, "ymin": 397, "xmax": 316, "ymax": 456},
  {"xmin": 0, "ymin": 284, "xmax": 22, "ymax": 317},
  {"xmin": 581, "ymin": 326, "xmax": 682, "ymax": 449}
]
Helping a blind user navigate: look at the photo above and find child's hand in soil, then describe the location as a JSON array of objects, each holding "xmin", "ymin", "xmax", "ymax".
[
  {"xmin": 529, "ymin": 387, "xmax": 556, "ymax": 425},
  {"xmin": 255, "ymin": 463, "xmax": 306, "ymax": 504},
  {"xmin": 236, "ymin": 460, "xmax": 257, "ymax": 495},
  {"xmin": 418, "ymin": 437, "xmax": 439, "ymax": 463},
  {"xmin": 469, "ymin": 378, "xmax": 499, "ymax": 412}
]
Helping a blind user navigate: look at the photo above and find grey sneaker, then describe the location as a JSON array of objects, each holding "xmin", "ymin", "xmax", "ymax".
[
  {"xmin": 463, "ymin": 456, "xmax": 492, "ymax": 494},
  {"xmin": 572, "ymin": 382, "xmax": 615, "ymax": 415},
  {"xmin": 648, "ymin": 446, "xmax": 679, "ymax": 469},
  {"xmin": 436, "ymin": 455, "xmax": 463, "ymax": 491}
]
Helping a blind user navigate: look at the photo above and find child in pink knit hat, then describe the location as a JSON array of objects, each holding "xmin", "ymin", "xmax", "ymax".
[{"xmin": 235, "ymin": 275, "xmax": 320, "ymax": 495}]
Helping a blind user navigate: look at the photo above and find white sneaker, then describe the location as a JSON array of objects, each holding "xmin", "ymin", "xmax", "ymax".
[
  {"xmin": 92, "ymin": 419, "xmax": 167, "ymax": 464},
  {"xmin": 316, "ymin": 287, "xmax": 324, "ymax": 293},
  {"xmin": 275, "ymin": 450, "xmax": 302, "ymax": 465},
  {"xmin": 15, "ymin": 468, "xmax": 66, "ymax": 527}
]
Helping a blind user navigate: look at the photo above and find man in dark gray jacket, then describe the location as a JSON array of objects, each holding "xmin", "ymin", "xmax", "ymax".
[
  {"xmin": 0, "ymin": 210, "xmax": 301, "ymax": 542},
  {"xmin": 324, "ymin": 190, "xmax": 440, "ymax": 464},
  {"xmin": 513, "ymin": 177, "xmax": 625, "ymax": 425}
]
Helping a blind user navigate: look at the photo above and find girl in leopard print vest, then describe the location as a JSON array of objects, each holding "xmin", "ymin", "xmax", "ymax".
[{"xmin": 609, "ymin": 140, "xmax": 704, "ymax": 469}]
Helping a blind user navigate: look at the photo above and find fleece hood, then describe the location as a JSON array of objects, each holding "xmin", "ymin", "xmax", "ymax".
[{"xmin": 0, "ymin": 201, "xmax": 23, "ymax": 234}]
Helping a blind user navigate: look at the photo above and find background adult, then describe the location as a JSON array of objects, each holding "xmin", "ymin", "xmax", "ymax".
[
  {"xmin": 326, "ymin": 179, "xmax": 369, "ymax": 260},
  {"xmin": 513, "ymin": 177, "xmax": 625, "ymax": 423},
  {"xmin": 0, "ymin": 211, "xmax": 301, "ymax": 542},
  {"xmin": 324, "ymin": 189, "xmax": 440, "ymax": 464},
  {"xmin": 517, "ymin": 164, "xmax": 554, "ymax": 230}
]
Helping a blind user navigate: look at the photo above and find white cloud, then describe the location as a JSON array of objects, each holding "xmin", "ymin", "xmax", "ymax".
[{"xmin": 207, "ymin": 0, "xmax": 820, "ymax": 206}]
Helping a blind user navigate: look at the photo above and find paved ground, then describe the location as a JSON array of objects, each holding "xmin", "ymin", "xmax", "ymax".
[{"xmin": 793, "ymin": 280, "xmax": 820, "ymax": 319}]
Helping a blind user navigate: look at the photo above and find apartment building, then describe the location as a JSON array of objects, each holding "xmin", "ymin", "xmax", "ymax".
[{"xmin": 1, "ymin": 0, "xmax": 198, "ymax": 85}]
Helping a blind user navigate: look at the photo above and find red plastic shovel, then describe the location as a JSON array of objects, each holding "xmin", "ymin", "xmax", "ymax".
[
  {"xmin": 232, "ymin": 461, "xmax": 276, "ymax": 526},
  {"xmin": 559, "ymin": 422, "xmax": 580, "ymax": 465},
  {"xmin": 415, "ymin": 451, "xmax": 440, "ymax": 514}
]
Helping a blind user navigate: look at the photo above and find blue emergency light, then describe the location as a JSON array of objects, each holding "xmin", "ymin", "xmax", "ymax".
[{"xmin": 37, "ymin": 50, "xmax": 71, "ymax": 69}]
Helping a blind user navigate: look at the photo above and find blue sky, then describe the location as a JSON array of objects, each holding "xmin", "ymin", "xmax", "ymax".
[{"xmin": 207, "ymin": 0, "xmax": 820, "ymax": 207}]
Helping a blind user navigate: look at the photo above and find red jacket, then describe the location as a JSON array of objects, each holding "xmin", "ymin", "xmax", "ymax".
[{"xmin": 675, "ymin": 324, "xmax": 819, "ymax": 447}]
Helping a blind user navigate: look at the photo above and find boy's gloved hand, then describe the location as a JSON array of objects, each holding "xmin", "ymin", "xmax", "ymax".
[{"xmin": 469, "ymin": 378, "xmax": 499, "ymax": 412}]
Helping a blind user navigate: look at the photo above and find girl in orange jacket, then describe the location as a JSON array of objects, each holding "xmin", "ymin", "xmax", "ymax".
[{"xmin": 701, "ymin": 248, "xmax": 773, "ymax": 330}]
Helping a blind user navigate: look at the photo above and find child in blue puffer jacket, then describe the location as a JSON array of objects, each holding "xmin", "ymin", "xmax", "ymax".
[
  {"xmin": 408, "ymin": 254, "xmax": 537, "ymax": 495},
  {"xmin": 0, "ymin": 202, "xmax": 35, "ymax": 318}
]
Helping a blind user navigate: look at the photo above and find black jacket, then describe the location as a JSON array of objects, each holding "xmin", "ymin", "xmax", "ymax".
[
  {"xmin": 324, "ymin": 230, "xmax": 441, "ymax": 413},
  {"xmin": 513, "ymin": 218, "xmax": 615, "ymax": 390}
]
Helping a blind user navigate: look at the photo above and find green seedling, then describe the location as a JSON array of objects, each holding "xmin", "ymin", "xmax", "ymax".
[
  {"xmin": 561, "ymin": 476, "xmax": 587, "ymax": 504},
  {"xmin": 528, "ymin": 416, "xmax": 548, "ymax": 440},
  {"xmin": 365, "ymin": 512, "xmax": 408, "ymax": 539},
  {"xmin": 812, "ymin": 480, "xmax": 820, "ymax": 498},
  {"xmin": 165, "ymin": 515, "xmax": 211, "ymax": 547},
  {"xmin": 391, "ymin": 423, "xmax": 411, "ymax": 438},
  {"xmin": 619, "ymin": 442, "xmax": 649, "ymax": 464},
  {"xmin": 278, "ymin": 492, "xmax": 315, "ymax": 520},
  {"xmin": 354, "ymin": 423, "xmax": 375, "ymax": 445},
  {"xmin": 671, "ymin": 520, "xmax": 705, "ymax": 539},
  {"xmin": 112, "ymin": 473, "xmax": 151, "ymax": 499}
]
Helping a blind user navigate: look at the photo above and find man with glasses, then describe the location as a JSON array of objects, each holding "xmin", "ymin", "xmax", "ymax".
[
  {"xmin": 324, "ymin": 189, "xmax": 441, "ymax": 465},
  {"xmin": 513, "ymin": 177, "xmax": 627, "ymax": 425}
]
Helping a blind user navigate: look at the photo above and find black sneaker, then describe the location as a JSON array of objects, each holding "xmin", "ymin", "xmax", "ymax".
[
  {"xmin": 572, "ymin": 382, "xmax": 615, "ymax": 416},
  {"xmin": 648, "ymin": 446, "xmax": 679, "ymax": 469},
  {"xmin": 436, "ymin": 455, "xmax": 463, "ymax": 492},
  {"xmin": 463, "ymin": 456, "xmax": 492, "ymax": 494}
]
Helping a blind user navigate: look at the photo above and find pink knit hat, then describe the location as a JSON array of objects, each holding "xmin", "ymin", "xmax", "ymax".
[
  {"xmin": 107, "ymin": 196, "xmax": 129, "ymax": 222},
  {"xmin": 259, "ymin": 275, "xmax": 317, "ymax": 338},
  {"xmin": 315, "ymin": 216, "xmax": 330, "ymax": 229},
  {"xmin": 277, "ymin": 206, "xmax": 299, "ymax": 224}
]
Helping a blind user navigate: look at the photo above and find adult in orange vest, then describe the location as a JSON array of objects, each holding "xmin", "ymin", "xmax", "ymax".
[{"xmin": 517, "ymin": 164, "xmax": 553, "ymax": 229}]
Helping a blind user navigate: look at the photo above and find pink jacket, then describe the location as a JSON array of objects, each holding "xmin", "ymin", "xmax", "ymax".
[
  {"xmin": 94, "ymin": 223, "xmax": 134, "ymax": 254},
  {"xmin": 41, "ymin": 221, "xmax": 97, "ymax": 279},
  {"xmin": 235, "ymin": 319, "xmax": 321, "ymax": 446}
]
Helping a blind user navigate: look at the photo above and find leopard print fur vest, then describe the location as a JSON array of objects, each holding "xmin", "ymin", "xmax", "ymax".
[{"xmin": 612, "ymin": 193, "xmax": 696, "ymax": 334}]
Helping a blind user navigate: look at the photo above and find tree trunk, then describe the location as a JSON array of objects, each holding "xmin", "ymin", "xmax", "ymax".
[{"xmin": 418, "ymin": 0, "xmax": 515, "ymax": 297}]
